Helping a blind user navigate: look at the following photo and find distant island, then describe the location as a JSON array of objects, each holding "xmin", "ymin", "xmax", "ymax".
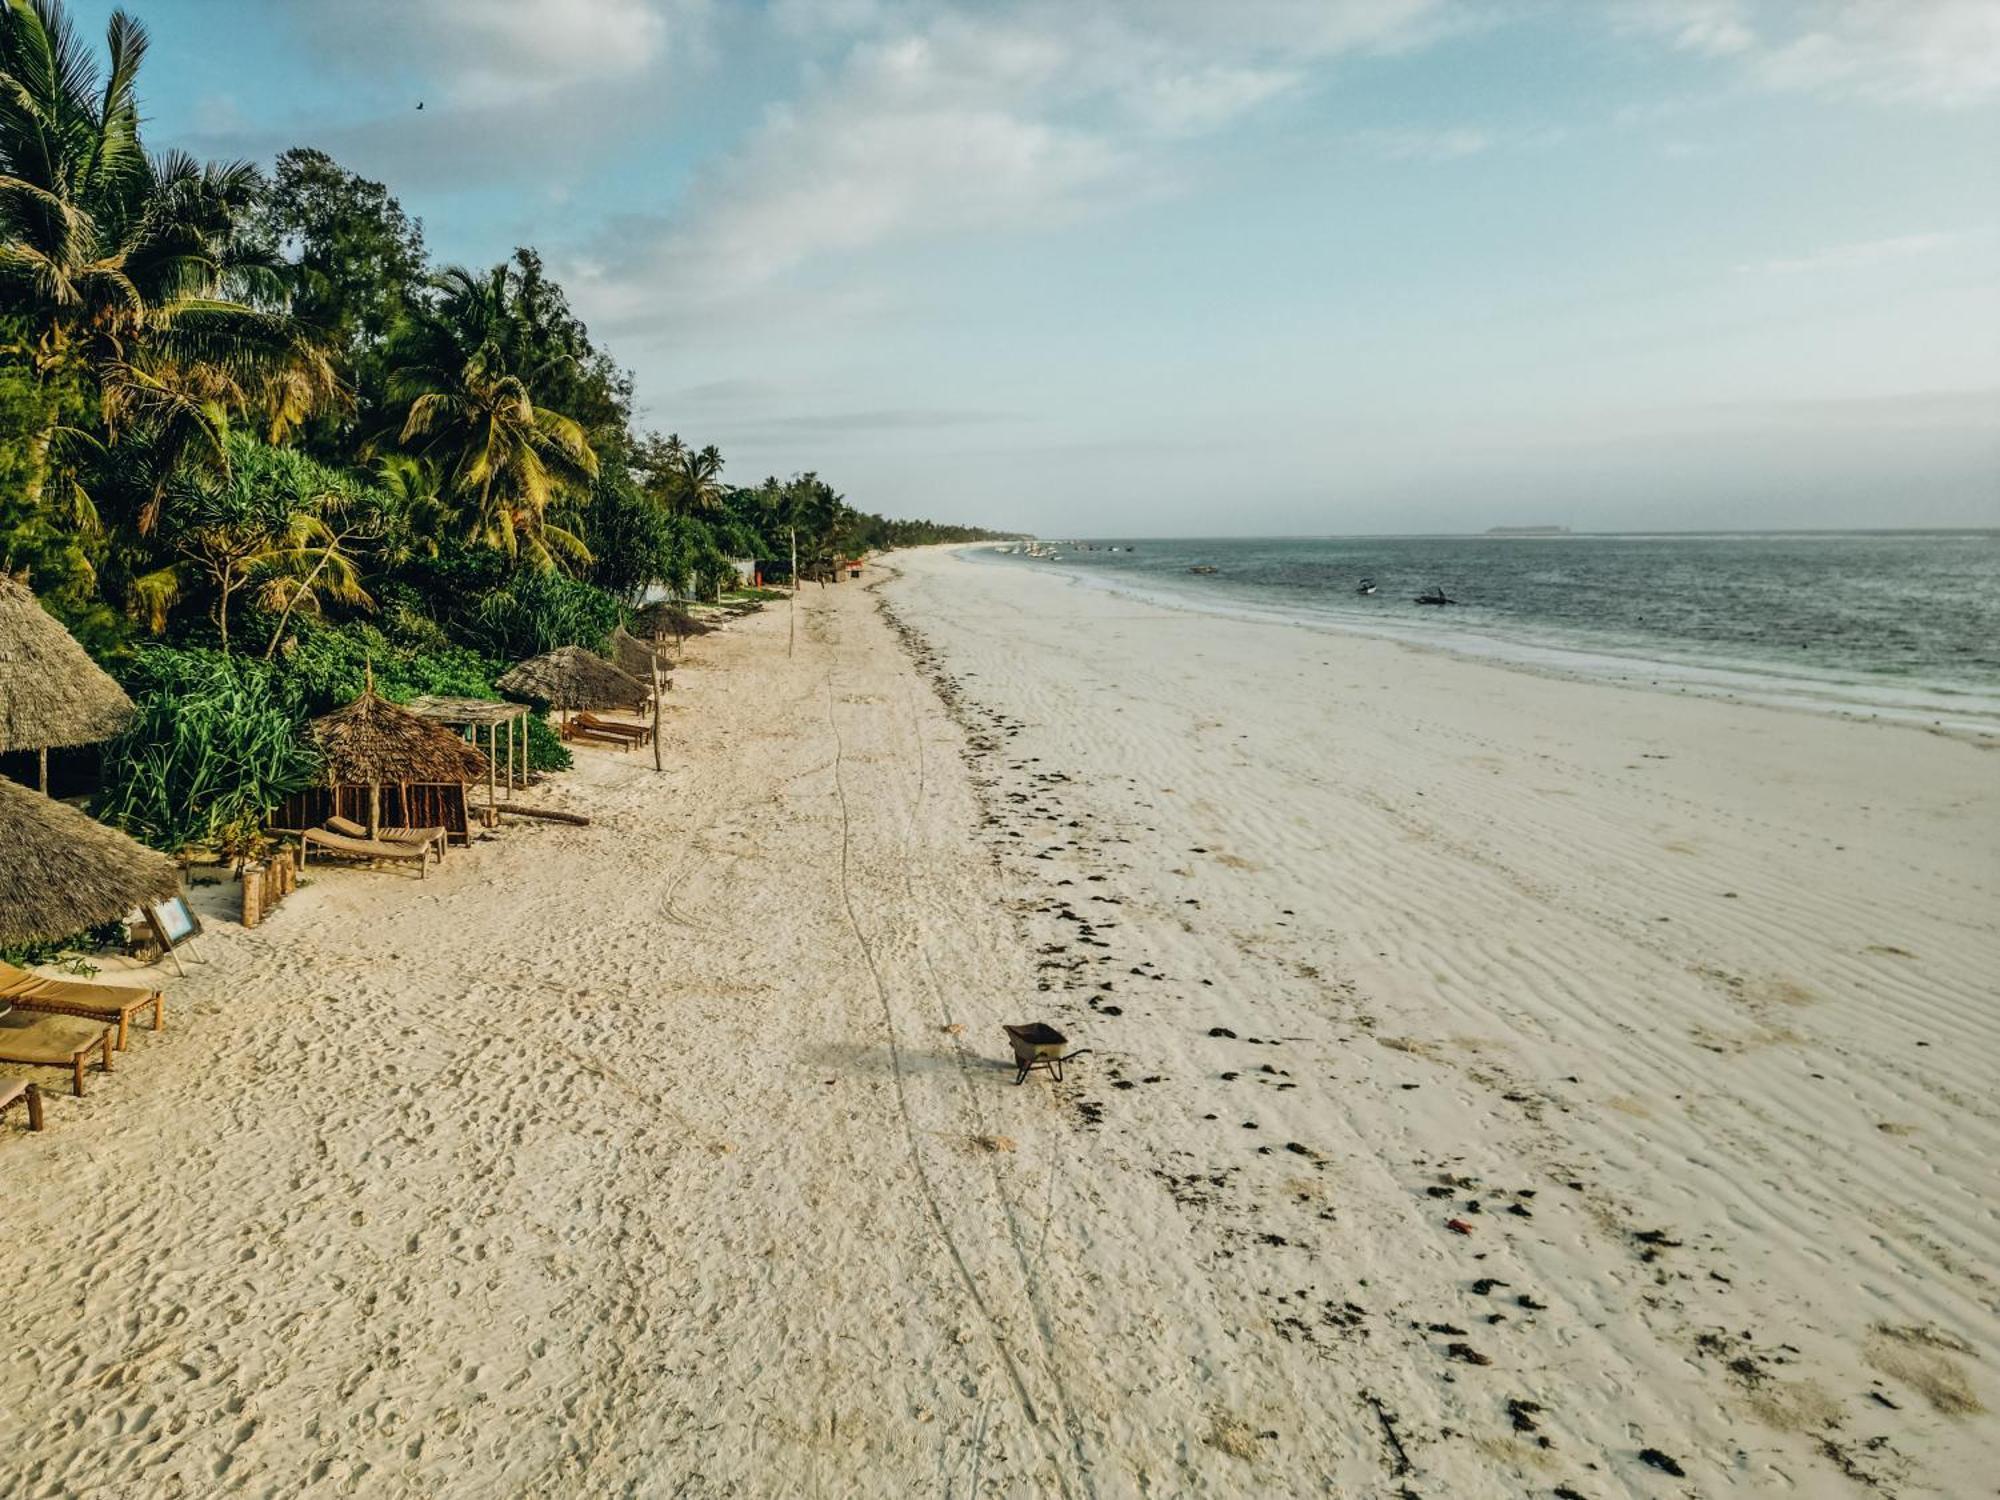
[{"xmin": 1486, "ymin": 525, "xmax": 1571, "ymax": 536}]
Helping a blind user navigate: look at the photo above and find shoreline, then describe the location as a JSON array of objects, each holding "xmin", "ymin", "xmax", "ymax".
[
  {"xmin": 965, "ymin": 546, "xmax": 2000, "ymax": 741},
  {"xmin": 3, "ymin": 552, "xmax": 1994, "ymax": 1495}
]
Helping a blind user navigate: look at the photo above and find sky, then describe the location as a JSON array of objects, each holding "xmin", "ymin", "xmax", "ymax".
[{"xmin": 74, "ymin": 0, "xmax": 2000, "ymax": 535}]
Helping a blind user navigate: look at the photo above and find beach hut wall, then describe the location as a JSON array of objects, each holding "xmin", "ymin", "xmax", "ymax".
[
  {"xmin": 275, "ymin": 783, "xmax": 472, "ymax": 847},
  {"xmin": 496, "ymin": 647, "xmax": 648, "ymax": 712},
  {"xmin": 0, "ymin": 575, "xmax": 135, "ymax": 784},
  {"xmin": 0, "ymin": 774, "xmax": 181, "ymax": 946}
]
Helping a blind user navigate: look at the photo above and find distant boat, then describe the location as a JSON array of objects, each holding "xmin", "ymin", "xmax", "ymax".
[
  {"xmin": 1356, "ymin": 578, "xmax": 1377, "ymax": 595},
  {"xmin": 1414, "ymin": 586, "xmax": 1456, "ymax": 606},
  {"xmin": 1188, "ymin": 564, "xmax": 1218, "ymax": 575}
]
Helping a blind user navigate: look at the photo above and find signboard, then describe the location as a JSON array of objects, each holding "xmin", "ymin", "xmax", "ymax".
[{"xmin": 143, "ymin": 895, "xmax": 205, "ymax": 972}]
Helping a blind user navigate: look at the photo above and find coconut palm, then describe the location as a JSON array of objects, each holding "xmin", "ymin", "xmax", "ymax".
[
  {"xmin": 387, "ymin": 265, "xmax": 599, "ymax": 570},
  {"xmin": 0, "ymin": 0, "xmax": 340, "ymax": 522},
  {"xmin": 672, "ymin": 442, "xmax": 724, "ymax": 520}
]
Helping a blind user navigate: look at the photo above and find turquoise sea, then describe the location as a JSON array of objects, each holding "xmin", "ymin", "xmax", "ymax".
[{"xmin": 972, "ymin": 532, "xmax": 2000, "ymax": 734}]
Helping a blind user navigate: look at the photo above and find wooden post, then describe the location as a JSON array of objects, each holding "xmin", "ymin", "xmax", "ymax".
[
  {"xmin": 488, "ymin": 723, "xmax": 498, "ymax": 816},
  {"xmin": 37, "ymin": 747, "xmax": 48, "ymax": 794},
  {"xmin": 505, "ymin": 716, "xmax": 515, "ymax": 794},
  {"xmin": 651, "ymin": 651, "xmax": 664, "ymax": 773},
  {"xmin": 367, "ymin": 781, "xmax": 381, "ymax": 840}
]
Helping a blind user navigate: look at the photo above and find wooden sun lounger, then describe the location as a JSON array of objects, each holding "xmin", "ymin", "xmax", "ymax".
[
  {"xmin": 2, "ymin": 1077, "xmax": 45, "ymax": 1131},
  {"xmin": 0, "ymin": 960, "xmax": 164, "ymax": 1051},
  {"xmin": 560, "ymin": 722, "xmax": 635, "ymax": 750},
  {"xmin": 324, "ymin": 815, "xmax": 446, "ymax": 861},
  {"xmin": 0, "ymin": 1010, "xmax": 114, "ymax": 1096},
  {"xmin": 300, "ymin": 826, "xmax": 435, "ymax": 877},
  {"xmin": 574, "ymin": 711, "xmax": 653, "ymax": 746}
]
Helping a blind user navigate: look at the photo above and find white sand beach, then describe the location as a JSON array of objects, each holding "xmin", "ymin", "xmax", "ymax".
[{"xmin": 4, "ymin": 549, "xmax": 1996, "ymax": 1497}]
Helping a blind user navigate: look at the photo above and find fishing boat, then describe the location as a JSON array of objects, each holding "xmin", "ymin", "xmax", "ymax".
[
  {"xmin": 1188, "ymin": 564, "xmax": 1218, "ymax": 575},
  {"xmin": 1355, "ymin": 578, "xmax": 1377, "ymax": 595},
  {"xmin": 1413, "ymin": 586, "xmax": 1456, "ymax": 606}
]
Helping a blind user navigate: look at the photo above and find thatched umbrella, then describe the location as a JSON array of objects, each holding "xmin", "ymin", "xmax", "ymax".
[
  {"xmin": 0, "ymin": 573, "xmax": 135, "ymax": 791},
  {"xmin": 607, "ymin": 624, "xmax": 671, "ymax": 683},
  {"xmin": 497, "ymin": 647, "xmax": 647, "ymax": 719},
  {"xmin": 633, "ymin": 600, "xmax": 713, "ymax": 647},
  {"xmin": 0, "ymin": 773, "xmax": 181, "ymax": 947},
  {"xmin": 310, "ymin": 679, "xmax": 489, "ymax": 838}
]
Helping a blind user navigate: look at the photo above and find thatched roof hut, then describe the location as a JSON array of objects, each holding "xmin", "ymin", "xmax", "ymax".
[
  {"xmin": 607, "ymin": 625, "xmax": 670, "ymax": 683},
  {"xmin": 0, "ymin": 573, "xmax": 134, "ymax": 787},
  {"xmin": 0, "ymin": 773, "xmax": 181, "ymax": 946},
  {"xmin": 497, "ymin": 647, "xmax": 647, "ymax": 713},
  {"xmin": 310, "ymin": 684, "xmax": 488, "ymax": 838},
  {"xmin": 633, "ymin": 600, "xmax": 714, "ymax": 644}
]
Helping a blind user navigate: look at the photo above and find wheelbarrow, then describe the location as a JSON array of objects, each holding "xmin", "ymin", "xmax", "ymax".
[{"xmin": 1004, "ymin": 1023, "xmax": 1091, "ymax": 1085}]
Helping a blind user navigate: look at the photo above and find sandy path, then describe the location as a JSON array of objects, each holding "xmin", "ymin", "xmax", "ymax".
[{"xmin": 4, "ymin": 553, "xmax": 1996, "ymax": 1497}]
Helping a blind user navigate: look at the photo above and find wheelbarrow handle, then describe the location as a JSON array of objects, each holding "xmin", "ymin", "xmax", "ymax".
[{"xmin": 1056, "ymin": 1049, "xmax": 1093, "ymax": 1064}]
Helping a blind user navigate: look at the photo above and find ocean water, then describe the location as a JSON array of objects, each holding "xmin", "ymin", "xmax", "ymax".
[{"xmin": 971, "ymin": 533, "xmax": 2000, "ymax": 733}]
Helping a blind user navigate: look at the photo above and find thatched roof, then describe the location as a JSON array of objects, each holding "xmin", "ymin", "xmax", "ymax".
[
  {"xmin": 0, "ymin": 573, "xmax": 134, "ymax": 753},
  {"xmin": 311, "ymin": 686, "xmax": 489, "ymax": 786},
  {"xmin": 497, "ymin": 647, "xmax": 648, "ymax": 711},
  {"xmin": 633, "ymin": 601, "xmax": 714, "ymax": 641},
  {"xmin": 607, "ymin": 625, "xmax": 671, "ymax": 682},
  {"xmin": 0, "ymin": 774, "xmax": 181, "ymax": 946}
]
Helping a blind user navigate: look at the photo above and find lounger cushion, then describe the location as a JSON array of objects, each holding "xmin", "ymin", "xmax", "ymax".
[
  {"xmin": 0, "ymin": 1008, "xmax": 111, "ymax": 1064},
  {"xmin": 0, "ymin": 962, "xmax": 154, "ymax": 1018}
]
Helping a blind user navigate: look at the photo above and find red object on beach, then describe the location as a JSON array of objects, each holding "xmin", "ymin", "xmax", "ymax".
[{"xmin": 1446, "ymin": 1218, "xmax": 1474, "ymax": 1235}]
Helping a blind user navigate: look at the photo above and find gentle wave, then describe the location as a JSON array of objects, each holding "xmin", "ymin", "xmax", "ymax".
[{"xmin": 969, "ymin": 533, "xmax": 2000, "ymax": 735}]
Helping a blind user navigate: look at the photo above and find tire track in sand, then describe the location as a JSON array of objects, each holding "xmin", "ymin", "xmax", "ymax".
[{"xmin": 820, "ymin": 649, "xmax": 1085, "ymax": 1498}]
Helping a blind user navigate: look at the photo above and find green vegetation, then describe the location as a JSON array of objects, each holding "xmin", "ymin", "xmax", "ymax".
[{"xmin": 1, "ymin": 1, "xmax": 1009, "ymax": 850}]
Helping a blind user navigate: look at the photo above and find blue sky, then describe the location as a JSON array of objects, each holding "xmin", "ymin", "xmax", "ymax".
[{"xmin": 76, "ymin": 0, "xmax": 2000, "ymax": 534}]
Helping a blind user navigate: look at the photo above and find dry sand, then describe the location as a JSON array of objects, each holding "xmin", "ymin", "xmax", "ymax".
[{"xmin": 3, "ymin": 549, "xmax": 1996, "ymax": 1497}]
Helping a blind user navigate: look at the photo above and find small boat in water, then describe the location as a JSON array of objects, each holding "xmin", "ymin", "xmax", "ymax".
[
  {"xmin": 1413, "ymin": 586, "xmax": 1456, "ymax": 606},
  {"xmin": 1188, "ymin": 564, "xmax": 1218, "ymax": 575},
  {"xmin": 1356, "ymin": 578, "xmax": 1377, "ymax": 595}
]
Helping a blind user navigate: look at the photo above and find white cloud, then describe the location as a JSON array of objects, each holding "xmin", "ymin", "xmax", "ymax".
[
  {"xmin": 575, "ymin": 0, "xmax": 1458, "ymax": 337},
  {"xmin": 1736, "ymin": 232, "xmax": 1960, "ymax": 275},
  {"xmin": 1623, "ymin": 0, "xmax": 2000, "ymax": 107},
  {"xmin": 278, "ymin": 0, "xmax": 695, "ymax": 102},
  {"xmin": 1627, "ymin": 0, "xmax": 1758, "ymax": 57}
]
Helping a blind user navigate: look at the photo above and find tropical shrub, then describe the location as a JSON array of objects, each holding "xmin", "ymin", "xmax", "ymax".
[
  {"xmin": 467, "ymin": 567, "xmax": 626, "ymax": 660},
  {"xmin": 95, "ymin": 649, "xmax": 320, "ymax": 854}
]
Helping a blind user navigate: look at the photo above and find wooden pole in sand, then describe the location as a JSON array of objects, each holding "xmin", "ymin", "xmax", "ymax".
[{"xmin": 651, "ymin": 650, "xmax": 664, "ymax": 773}]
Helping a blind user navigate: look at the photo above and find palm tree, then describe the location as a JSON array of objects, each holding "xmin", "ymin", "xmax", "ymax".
[
  {"xmin": 387, "ymin": 265, "xmax": 599, "ymax": 570},
  {"xmin": 672, "ymin": 442, "xmax": 724, "ymax": 520},
  {"xmin": 0, "ymin": 0, "xmax": 340, "ymax": 525}
]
